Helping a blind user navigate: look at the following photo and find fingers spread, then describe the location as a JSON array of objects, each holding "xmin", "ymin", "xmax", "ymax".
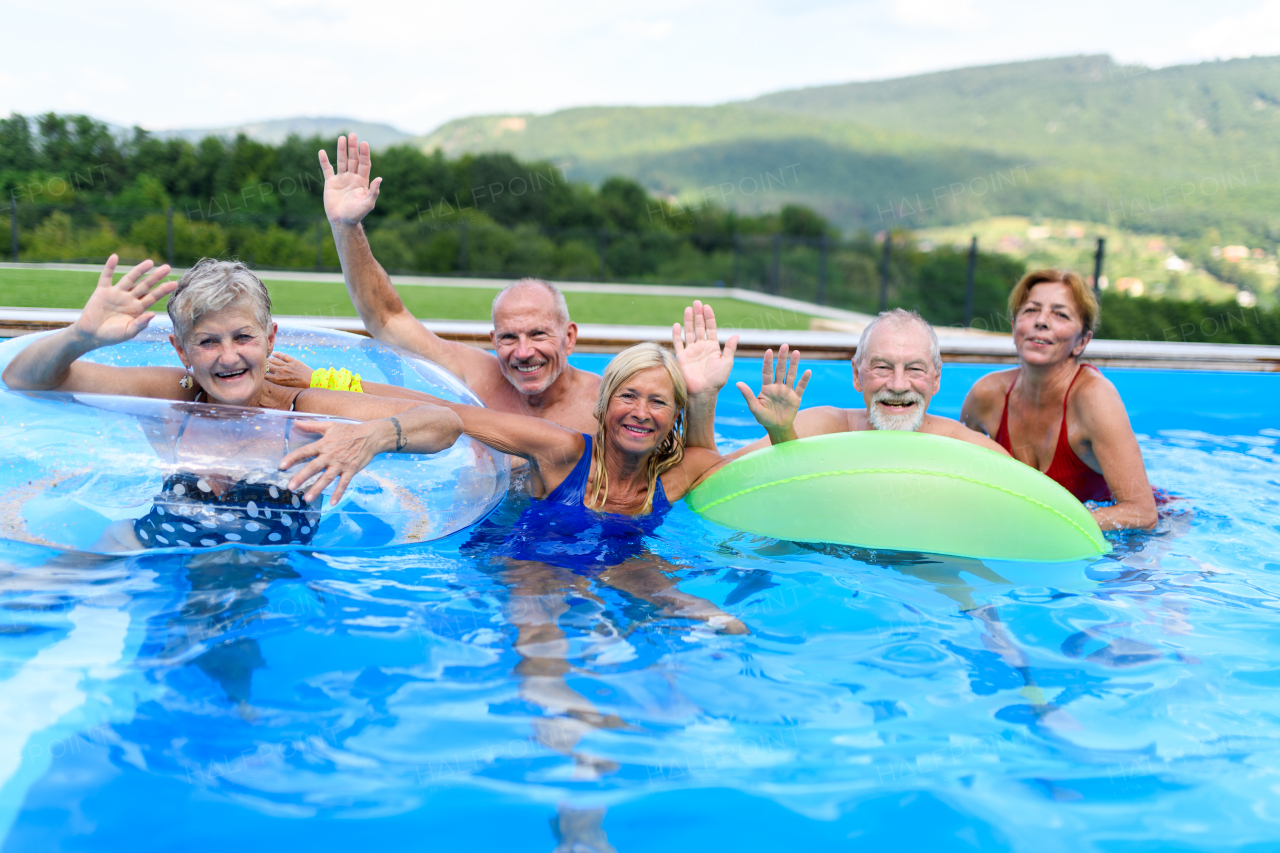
[
  {"xmin": 97, "ymin": 254, "xmax": 120, "ymax": 288},
  {"xmin": 796, "ymin": 370, "xmax": 812, "ymax": 396},
  {"xmin": 318, "ymin": 149, "xmax": 335, "ymax": 180},
  {"xmin": 693, "ymin": 300, "xmax": 707, "ymax": 340},
  {"xmin": 116, "ymin": 259, "xmax": 153, "ymax": 290},
  {"xmin": 357, "ymin": 140, "xmax": 372, "ymax": 180},
  {"xmin": 735, "ymin": 381, "xmax": 758, "ymax": 410},
  {"xmin": 279, "ymin": 442, "xmax": 320, "ymax": 472},
  {"xmin": 138, "ymin": 279, "xmax": 178, "ymax": 309},
  {"xmin": 671, "ymin": 322, "xmax": 685, "ymax": 355},
  {"xmin": 704, "ymin": 303, "xmax": 718, "ymax": 339},
  {"xmin": 723, "ymin": 335, "xmax": 739, "ymax": 363},
  {"xmin": 785, "ymin": 349, "xmax": 801, "ymax": 386},
  {"xmin": 761, "ymin": 349, "xmax": 773, "ymax": 387},
  {"xmin": 336, "ymin": 135, "xmax": 348, "ymax": 172}
]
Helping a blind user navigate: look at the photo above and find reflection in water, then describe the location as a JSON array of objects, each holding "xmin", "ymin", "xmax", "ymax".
[
  {"xmin": 158, "ymin": 549, "xmax": 302, "ymax": 709},
  {"xmin": 498, "ymin": 551, "xmax": 748, "ymax": 850}
]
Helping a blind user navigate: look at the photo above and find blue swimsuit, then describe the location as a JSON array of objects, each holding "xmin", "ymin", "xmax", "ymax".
[{"xmin": 466, "ymin": 434, "xmax": 671, "ymax": 574}]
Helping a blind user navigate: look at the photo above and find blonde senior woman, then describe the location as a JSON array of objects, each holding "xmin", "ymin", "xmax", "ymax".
[{"xmin": 2, "ymin": 255, "xmax": 462, "ymax": 549}]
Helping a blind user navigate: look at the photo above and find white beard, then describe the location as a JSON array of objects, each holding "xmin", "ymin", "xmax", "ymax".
[{"xmin": 868, "ymin": 390, "xmax": 926, "ymax": 432}]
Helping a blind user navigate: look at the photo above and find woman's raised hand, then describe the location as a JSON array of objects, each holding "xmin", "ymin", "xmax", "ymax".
[
  {"xmin": 672, "ymin": 301, "xmax": 739, "ymax": 398},
  {"xmin": 319, "ymin": 133, "xmax": 382, "ymax": 226},
  {"xmin": 266, "ymin": 352, "xmax": 314, "ymax": 388},
  {"xmin": 73, "ymin": 255, "xmax": 176, "ymax": 347},
  {"xmin": 736, "ymin": 344, "xmax": 811, "ymax": 444}
]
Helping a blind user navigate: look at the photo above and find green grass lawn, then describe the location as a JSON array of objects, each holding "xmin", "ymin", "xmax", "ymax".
[{"xmin": 0, "ymin": 268, "xmax": 817, "ymax": 330}]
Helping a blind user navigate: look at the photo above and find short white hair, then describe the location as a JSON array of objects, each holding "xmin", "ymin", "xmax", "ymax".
[
  {"xmin": 491, "ymin": 278, "xmax": 570, "ymax": 328},
  {"xmin": 168, "ymin": 258, "xmax": 272, "ymax": 341},
  {"xmin": 855, "ymin": 308, "xmax": 941, "ymax": 372}
]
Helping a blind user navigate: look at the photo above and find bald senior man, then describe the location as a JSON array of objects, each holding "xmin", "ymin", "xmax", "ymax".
[
  {"xmin": 732, "ymin": 308, "xmax": 1008, "ymax": 455},
  {"xmin": 294, "ymin": 134, "xmax": 600, "ymax": 432},
  {"xmin": 293, "ymin": 134, "xmax": 733, "ymax": 439}
]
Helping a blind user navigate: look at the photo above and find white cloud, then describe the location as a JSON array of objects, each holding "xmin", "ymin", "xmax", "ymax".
[
  {"xmin": 613, "ymin": 18, "xmax": 675, "ymax": 38},
  {"xmin": 1189, "ymin": 0, "xmax": 1280, "ymax": 59},
  {"xmin": 890, "ymin": 0, "xmax": 986, "ymax": 30}
]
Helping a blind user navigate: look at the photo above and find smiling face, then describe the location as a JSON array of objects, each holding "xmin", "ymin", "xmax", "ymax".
[
  {"xmin": 602, "ymin": 367, "xmax": 677, "ymax": 458},
  {"xmin": 1013, "ymin": 281, "xmax": 1091, "ymax": 365},
  {"xmin": 171, "ymin": 308, "xmax": 276, "ymax": 406},
  {"xmin": 852, "ymin": 320, "xmax": 940, "ymax": 432},
  {"xmin": 489, "ymin": 285, "xmax": 575, "ymax": 396}
]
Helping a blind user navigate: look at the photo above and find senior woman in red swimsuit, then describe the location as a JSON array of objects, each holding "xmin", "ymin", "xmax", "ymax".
[{"xmin": 961, "ymin": 269, "xmax": 1157, "ymax": 530}]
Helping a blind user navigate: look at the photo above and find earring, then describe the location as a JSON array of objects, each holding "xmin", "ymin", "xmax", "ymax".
[{"xmin": 179, "ymin": 369, "xmax": 194, "ymax": 390}]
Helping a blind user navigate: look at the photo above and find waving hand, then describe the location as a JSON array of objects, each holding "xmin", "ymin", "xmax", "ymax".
[
  {"xmin": 736, "ymin": 344, "xmax": 811, "ymax": 445},
  {"xmin": 74, "ymin": 255, "xmax": 175, "ymax": 347},
  {"xmin": 672, "ymin": 300, "xmax": 738, "ymax": 397},
  {"xmin": 319, "ymin": 133, "xmax": 382, "ymax": 225}
]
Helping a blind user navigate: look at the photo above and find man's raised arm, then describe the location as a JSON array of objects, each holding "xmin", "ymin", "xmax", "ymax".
[{"xmin": 320, "ymin": 134, "xmax": 489, "ymax": 385}]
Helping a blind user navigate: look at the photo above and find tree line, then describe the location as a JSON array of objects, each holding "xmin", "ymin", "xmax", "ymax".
[{"xmin": 2, "ymin": 111, "xmax": 1275, "ymax": 343}]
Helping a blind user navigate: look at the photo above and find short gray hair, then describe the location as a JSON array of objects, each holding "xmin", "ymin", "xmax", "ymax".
[
  {"xmin": 167, "ymin": 259, "xmax": 273, "ymax": 342},
  {"xmin": 855, "ymin": 308, "xmax": 941, "ymax": 372},
  {"xmin": 491, "ymin": 278, "xmax": 570, "ymax": 328}
]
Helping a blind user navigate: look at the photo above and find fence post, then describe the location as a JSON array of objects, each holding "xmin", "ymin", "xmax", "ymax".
[
  {"xmin": 458, "ymin": 220, "xmax": 468, "ymax": 275},
  {"xmin": 166, "ymin": 205, "xmax": 175, "ymax": 267},
  {"xmin": 731, "ymin": 233, "xmax": 740, "ymax": 287},
  {"xmin": 879, "ymin": 234, "xmax": 891, "ymax": 312},
  {"xmin": 816, "ymin": 234, "xmax": 829, "ymax": 305},
  {"xmin": 598, "ymin": 228, "xmax": 608, "ymax": 281},
  {"xmin": 964, "ymin": 235, "xmax": 977, "ymax": 326},
  {"xmin": 770, "ymin": 233, "xmax": 781, "ymax": 295},
  {"xmin": 1093, "ymin": 237, "xmax": 1106, "ymax": 294},
  {"xmin": 315, "ymin": 216, "xmax": 324, "ymax": 270},
  {"xmin": 9, "ymin": 197, "xmax": 16, "ymax": 262}
]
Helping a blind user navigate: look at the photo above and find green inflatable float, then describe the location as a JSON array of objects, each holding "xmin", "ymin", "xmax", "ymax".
[{"xmin": 686, "ymin": 431, "xmax": 1109, "ymax": 562}]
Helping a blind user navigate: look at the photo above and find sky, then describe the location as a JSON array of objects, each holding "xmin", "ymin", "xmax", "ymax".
[{"xmin": 4, "ymin": 0, "xmax": 1280, "ymax": 134}]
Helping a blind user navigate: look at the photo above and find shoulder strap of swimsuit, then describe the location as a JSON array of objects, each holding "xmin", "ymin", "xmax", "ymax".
[{"xmin": 995, "ymin": 372, "xmax": 1018, "ymax": 448}]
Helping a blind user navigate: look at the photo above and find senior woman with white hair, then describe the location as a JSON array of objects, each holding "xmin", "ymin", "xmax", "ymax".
[{"xmin": 2, "ymin": 255, "xmax": 463, "ymax": 549}]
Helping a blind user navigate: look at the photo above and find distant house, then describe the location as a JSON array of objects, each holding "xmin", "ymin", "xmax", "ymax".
[{"xmin": 1222, "ymin": 245, "xmax": 1249, "ymax": 263}]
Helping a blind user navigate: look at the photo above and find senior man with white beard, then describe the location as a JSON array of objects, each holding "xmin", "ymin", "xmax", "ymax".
[{"xmin": 729, "ymin": 308, "xmax": 1008, "ymax": 455}]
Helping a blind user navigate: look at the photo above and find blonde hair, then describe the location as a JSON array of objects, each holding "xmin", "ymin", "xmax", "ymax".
[
  {"xmin": 1007, "ymin": 268, "xmax": 1099, "ymax": 334},
  {"xmin": 168, "ymin": 258, "xmax": 273, "ymax": 342},
  {"xmin": 587, "ymin": 342, "xmax": 687, "ymax": 514}
]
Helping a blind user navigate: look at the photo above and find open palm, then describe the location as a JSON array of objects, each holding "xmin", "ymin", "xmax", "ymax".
[
  {"xmin": 737, "ymin": 345, "xmax": 810, "ymax": 434},
  {"xmin": 672, "ymin": 301, "xmax": 738, "ymax": 397},
  {"xmin": 319, "ymin": 133, "xmax": 382, "ymax": 225},
  {"xmin": 75, "ymin": 256, "xmax": 176, "ymax": 346}
]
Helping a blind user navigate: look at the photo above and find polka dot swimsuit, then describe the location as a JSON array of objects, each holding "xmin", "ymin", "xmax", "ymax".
[
  {"xmin": 133, "ymin": 472, "xmax": 320, "ymax": 548},
  {"xmin": 132, "ymin": 387, "xmax": 318, "ymax": 548}
]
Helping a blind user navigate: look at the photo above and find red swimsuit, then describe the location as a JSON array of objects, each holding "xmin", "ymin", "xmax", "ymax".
[{"xmin": 994, "ymin": 364, "xmax": 1112, "ymax": 503}]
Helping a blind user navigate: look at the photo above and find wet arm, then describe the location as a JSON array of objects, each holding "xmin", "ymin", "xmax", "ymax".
[{"xmin": 1076, "ymin": 385, "xmax": 1157, "ymax": 530}]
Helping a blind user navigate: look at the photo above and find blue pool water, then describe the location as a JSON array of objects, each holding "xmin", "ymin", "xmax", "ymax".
[{"xmin": 1, "ymin": 357, "xmax": 1279, "ymax": 851}]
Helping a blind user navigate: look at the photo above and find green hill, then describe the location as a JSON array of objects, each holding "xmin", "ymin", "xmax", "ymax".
[{"xmin": 415, "ymin": 55, "xmax": 1280, "ymax": 241}]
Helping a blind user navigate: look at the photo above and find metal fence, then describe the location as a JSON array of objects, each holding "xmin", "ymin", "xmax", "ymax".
[{"xmin": 2, "ymin": 200, "xmax": 1106, "ymax": 327}]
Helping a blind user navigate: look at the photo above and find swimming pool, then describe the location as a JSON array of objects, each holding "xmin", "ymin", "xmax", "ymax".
[{"xmin": 1, "ymin": 356, "xmax": 1278, "ymax": 851}]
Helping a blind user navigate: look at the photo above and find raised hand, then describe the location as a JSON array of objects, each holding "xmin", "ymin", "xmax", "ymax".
[
  {"xmin": 266, "ymin": 352, "xmax": 314, "ymax": 389},
  {"xmin": 671, "ymin": 301, "xmax": 738, "ymax": 398},
  {"xmin": 74, "ymin": 255, "xmax": 175, "ymax": 347},
  {"xmin": 736, "ymin": 344, "xmax": 811, "ymax": 444},
  {"xmin": 318, "ymin": 133, "xmax": 382, "ymax": 226}
]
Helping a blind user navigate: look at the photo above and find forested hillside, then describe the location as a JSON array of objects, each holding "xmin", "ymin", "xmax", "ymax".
[{"xmin": 418, "ymin": 55, "xmax": 1280, "ymax": 243}]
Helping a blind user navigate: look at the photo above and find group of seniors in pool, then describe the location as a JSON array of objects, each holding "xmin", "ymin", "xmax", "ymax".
[{"xmin": 2, "ymin": 132, "xmax": 1158, "ymax": 554}]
